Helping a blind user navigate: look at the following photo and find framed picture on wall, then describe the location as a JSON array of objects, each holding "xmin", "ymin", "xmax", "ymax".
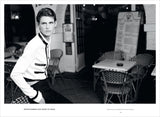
[{"xmin": 63, "ymin": 23, "xmax": 74, "ymax": 42}]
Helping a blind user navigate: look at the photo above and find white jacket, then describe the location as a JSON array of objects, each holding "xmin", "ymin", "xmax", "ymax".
[{"xmin": 10, "ymin": 33, "xmax": 50, "ymax": 102}]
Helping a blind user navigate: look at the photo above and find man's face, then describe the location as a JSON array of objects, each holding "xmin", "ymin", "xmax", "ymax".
[{"xmin": 39, "ymin": 16, "xmax": 57, "ymax": 39}]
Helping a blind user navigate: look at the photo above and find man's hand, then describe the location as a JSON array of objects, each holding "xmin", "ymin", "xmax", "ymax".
[
  {"xmin": 33, "ymin": 91, "xmax": 45, "ymax": 104},
  {"xmin": 38, "ymin": 96, "xmax": 45, "ymax": 104}
]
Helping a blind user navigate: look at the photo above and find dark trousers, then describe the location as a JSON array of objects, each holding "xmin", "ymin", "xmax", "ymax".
[{"xmin": 28, "ymin": 78, "xmax": 72, "ymax": 104}]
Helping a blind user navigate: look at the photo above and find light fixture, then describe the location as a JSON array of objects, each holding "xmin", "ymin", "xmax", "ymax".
[
  {"xmin": 11, "ymin": 12, "xmax": 20, "ymax": 20},
  {"xmin": 126, "ymin": 6, "xmax": 129, "ymax": 10}
]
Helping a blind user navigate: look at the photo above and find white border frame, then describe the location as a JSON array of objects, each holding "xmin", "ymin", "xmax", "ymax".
[{"xmin": 0, "ymin": 0, "xmax": 159, "ymax": 117}]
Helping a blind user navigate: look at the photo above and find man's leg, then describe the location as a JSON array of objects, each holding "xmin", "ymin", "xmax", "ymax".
[{"xmin": 32, "ymin": 79, "xmax": 72, "ymax": 103}]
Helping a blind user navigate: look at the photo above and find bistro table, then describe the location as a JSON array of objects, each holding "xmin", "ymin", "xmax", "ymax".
[
  {"xmin": 92, "ymin": 58, "xmax": 136, "ymax": 91},
  {"xmin": 5, "ymin": 57, "xmax": 18, "ymax": 62}
]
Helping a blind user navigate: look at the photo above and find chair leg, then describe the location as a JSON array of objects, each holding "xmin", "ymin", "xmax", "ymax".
[
  {"xmin": 6, "ymin": 82, "xmax": 9, "ymax": 88},
  {"xmin": 104, "ymin": 93, "xmax": 108, "ymax": 103},
  {"xmin": 11, "ymin": 81, "xmax": 14, "ymax": 101},
  {"xmin": 13, "ymin": 86, "xmax": 18, "ymax": 94},
  {"xmin": 117, "ymin": 95, "xmax": 122, "ymax": 103},
  {"xmin": 93, "ymin": 69, "xmax": 100, "ymax": 91},
  {"xmin": 56, "ymin": 68, "xmax": 68, "ymax": 87},
  {"xmin": 128, "ymin": 88, "xmax": 134, "ymax": 103},
  {"xmin": 5, "ymin": 79, "xmax": 16, "ymax": 102},
  {"xmin": 51, "ymin": 74, "xmax": 56, "ymax": 86},
  {"xmin": 133, "ymin": 79, "xmax": 143, "ymax": 101},
  {"xmin": 57, "ymin": 68, "xmax": 64, "ymax": 78},
  {"xmin": 108, "ymin": 94, "xmax": 113, "ymax": 103},
  {"xmin": 124, "ymin": 94, "xmax": 128, "ymax": 103}
]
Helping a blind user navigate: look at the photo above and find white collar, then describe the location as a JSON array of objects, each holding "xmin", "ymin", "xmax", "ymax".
[{"xmin": 39, "ymin": 32, "xmax": 51, "ymax": 44}]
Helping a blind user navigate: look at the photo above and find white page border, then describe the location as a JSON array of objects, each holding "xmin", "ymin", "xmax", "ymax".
[{"xmin": 0, "ymin": 0, "xmax": 159, "ymax": 117}]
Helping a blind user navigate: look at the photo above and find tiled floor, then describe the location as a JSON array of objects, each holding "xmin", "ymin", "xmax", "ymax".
[
  {"xmin": 51, "ymin": 73, "xmax": 102, "ymax": 103},
  {"xmin": 5, "ymin": 67, "xmax": 155, "ymax": 104}
]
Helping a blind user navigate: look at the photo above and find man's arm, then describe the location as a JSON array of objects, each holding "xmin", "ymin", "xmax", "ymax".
[{"xmin": 10, "ymin": 41, "xmax": 44, "ymax": 103}]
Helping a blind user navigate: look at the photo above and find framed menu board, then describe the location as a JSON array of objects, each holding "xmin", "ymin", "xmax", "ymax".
[{"xmin": 114, "ymin": 12, "xmax": 141, "ymax": 60}]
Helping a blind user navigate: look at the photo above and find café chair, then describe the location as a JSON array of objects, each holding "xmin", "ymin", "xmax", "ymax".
[
  {"xmin": 129, "ymin": 53, "xmax": 154, "ymax": 101},
  {"xmin": 5, "ymin": 62, "xmax": 18, "ymax": 101},
  {"xmin": 48, "ymin": 49, "xmax": 63, "ymax": 86},
  {"xmin": 93, "ymin": 50, "xmax": 126, "ymax": 90},
  {"xmin": 130, "ymin": 53, "xmax": 154, "ymax": 67},
  {"xmin": 5, "ymin": 43, "xmax": 24, "ymax": 58},
  {"xmin": 99, "ymin": 70, "xmax": 133, "ymax": 103}
]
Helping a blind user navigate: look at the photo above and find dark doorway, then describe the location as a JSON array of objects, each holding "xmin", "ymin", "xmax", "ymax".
[
  {"xmin": 83, "ymin": 5, "xmax": 132, "ymax": 67},
  {"xmin": 5, "ymin": 5, "xmax": 36, "ymax": 47}
]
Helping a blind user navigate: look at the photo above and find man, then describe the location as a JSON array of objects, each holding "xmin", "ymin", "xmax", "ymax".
[{"xmin": 10, "ymin": 8, "xmax": 71, "ymax": 104}]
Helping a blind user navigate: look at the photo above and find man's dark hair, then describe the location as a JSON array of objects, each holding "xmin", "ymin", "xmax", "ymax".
[{"xmin": 36, "ymin": 7, "xmax": 57, "ymax": 23}]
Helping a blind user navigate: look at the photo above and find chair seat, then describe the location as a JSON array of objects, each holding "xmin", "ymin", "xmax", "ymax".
[
  {"xmin": 48, "ymin": 65, "xmax": 59, "ymax": 73},
  {"xmin": 135, "ymin": 54, "xmax": 154, "ymax": 67},
  {"xmin": 130, "ymin": 65, "xmax": 146, "ymax": 75},
  {"xmin": 130, "ymin": 74, "xmax": 144, "ymax": 81},
  {"xmin": 11, "ymin": 95, "xmax": 29, "ymax": 104},
  {"xmin": 103, "ymin": 84, "xmax": 131, "ymax": 95},
  {"xmin": 6, "ymin": 77, "xmax": 13, "ymax": 81}
]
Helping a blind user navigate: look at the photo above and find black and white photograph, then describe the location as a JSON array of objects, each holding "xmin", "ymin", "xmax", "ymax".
[{"xmin": 0, "ymin": 0, "xmax": 159, "ymax": 117}]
